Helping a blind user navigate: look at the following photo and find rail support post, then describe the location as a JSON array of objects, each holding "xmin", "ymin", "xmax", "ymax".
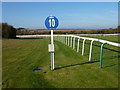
[
  {"xmin": 66, "ymin": 36, "xmax": 67, "ymax": 45},
  {"xmin": 77, "ymin": 38, "xmax": 80, "ymax": 52},
  {"xmin": 68, "ymin": 36, "xmax": 69, "ymax": 46},
  {"xmin": 64, "ymin": 36, "xmax": 65, "ymax": 44},
  {"xmin": 100, "ymin": 42, "xmax": 107, "ymax": 68},
  {"xmin": 82, "ymin": 39, "xmax": 86, "ymax": 56},
  {"xmin": 63, "ymin": 36, "xmax": 64, "ymax": 43},
  {"xmin": 73, "ymin": 37, "xmax": 76, "ymax": 49},
  {"xmin": 89, "ymin": 40, "xmax": 94, "ymax": 61},
  {"xmin": 58, "ymin": 36, "xmax": 59, "ymax": 41},
  {"xmin": 71, "ymin": 36, "xmax": 73, "ymax": 47}
]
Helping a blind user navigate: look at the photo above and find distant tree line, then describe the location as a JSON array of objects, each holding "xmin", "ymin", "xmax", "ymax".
[
  {"xmin": 17, "ymin": 28, "xmax": 119, "ymax": 35},
  {"xmin": 1, "ymin": 23, "xmax": 119, "ymax": 38},
  {"xmin": 2, "ymin": 23, "xmax": 17, "ymax": 38}
]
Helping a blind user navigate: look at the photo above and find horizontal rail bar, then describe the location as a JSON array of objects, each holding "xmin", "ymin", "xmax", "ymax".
[{"xmin": 17, "ymin": 35, "xmax": 120, "ymax": 47}]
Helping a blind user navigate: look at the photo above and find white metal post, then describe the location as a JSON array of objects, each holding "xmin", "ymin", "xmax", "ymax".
[
  {"xmin": 51, "ymin": 30, "xmax": 53, "ymax": 44},
  {"xmin": 51, "ymin": 30, "xmax": 54, "ymax": 70},
  {"xmin": 67, "ymin": 36, "xmax": 68, "ymax": 45},
  {"xmin": 66, "ymin": 36, "xmax": 67, "ymax": 45},
  {"xmin": 89, "ymin": 40, "xmax": 94, "ymax": 61},
  {"xmin": 58, "ymin": 36, "xmax": 59, "ymax": 41},
  {"xmin": 60, "ymin": 36, "xmax": 62, "ymax": 42},
  {"xmin": 82, "ymin": 39, "xmax": 86, "ymax": 56},
  {"xmin": 73, "ymin": 37, "xmax": 76, "ymax": 49},
  {"xmin": 68, "ymin": 36, "xmax": 70, "ymax": 46},
  {"xmin": 77, "ymin": 38, "xmax": 80, "ymax": 52},
  {"xmin": 71, "ymin": 36, "xmax": 73, "ymax": 47},
  {"xmin": 59, "ymin": 36, "xmax": 60, "ymax": 42},
  {"xmin": 62, "ymin": 36, "xmax": 64, "ymax": 43},
  {"xmin": 64, "ymin": 36, "xmax": 65, "ymax": 44},
  {"xmin": 63, "ymin": 37, "xmax": 65, "ymax": 43}
]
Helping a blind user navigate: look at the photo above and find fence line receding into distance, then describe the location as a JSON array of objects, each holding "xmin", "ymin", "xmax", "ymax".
[{"xmin": 17, "ymin": 35, "xmax": 120, "ymax": 68}]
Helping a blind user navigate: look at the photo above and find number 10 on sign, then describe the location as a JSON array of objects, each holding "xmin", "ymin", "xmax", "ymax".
[
  {"xmin": 49, "ymin": 19, "xmax": 55, "ymax": 27},
  {"xmin": 45, "ymin": 16, "xmax": 59, "ymax": 30}
]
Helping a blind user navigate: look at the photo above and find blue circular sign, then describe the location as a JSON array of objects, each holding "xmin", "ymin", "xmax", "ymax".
[{"xmin": 45, "ymin": 16, "xmax": 59, "ymax": 30}]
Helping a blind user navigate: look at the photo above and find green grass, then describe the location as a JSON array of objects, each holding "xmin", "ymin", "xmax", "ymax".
[
  {"xmin": 79, "ymin": 35, "xmax": 119, "ymax": 43},
  {"xmin": 2, "ymin": 37, "xmax": 119, "ymax": 88}
]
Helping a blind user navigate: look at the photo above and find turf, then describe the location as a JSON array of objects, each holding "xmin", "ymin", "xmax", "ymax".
[
  {"xmin": 78, "ymin": 35, "xmax": 119, "ymax": 43},
  {"xmin": 2, "ymin": 36, "xmax": 119, "ymax": 88}
]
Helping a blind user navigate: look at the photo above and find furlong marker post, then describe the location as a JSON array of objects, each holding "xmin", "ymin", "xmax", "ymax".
[
  {"xmin": 45, "ymin": 16, "xmax": 59, "ymax": 70},
  {"xmin": 51, "ymin": 30, "xmax": 54, "ymax": 70}
]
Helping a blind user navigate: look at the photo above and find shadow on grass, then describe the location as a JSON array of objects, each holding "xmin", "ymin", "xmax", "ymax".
[
  {"xmin": 93, "ymin": 44, "xmax": 120, "ymax": 53},
  {"xmin": 104, "ymin": 64, "xmax": 117, "ymax": 68},
  {"xmin": 55, "ymin": 61, "xmax": 99, "ymax": 70}
]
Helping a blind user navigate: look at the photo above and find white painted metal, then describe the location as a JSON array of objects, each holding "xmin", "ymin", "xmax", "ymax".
[
  {"xmin": 17, "ymin": 35, "xmax": 120, "ymax": 47},
  {"xmin": 68, "ymin": 36, "xmax": 70, "ymax": 46},
  {"xmin": 51, "ymin": 30, "xmax": 54, "ymax": 44},
  {"xmin": 66, "ymin": 36, "xmax": 67, "ymax": 45},
  {"xmin": 61, "ymin": 37, "xmax": 62, "ymax": 42},
  {"xmin": 56, "ymin": 36, "xmax": 57, "ymax": 40},
  {"xmin": 58, "ymin": 36, "xmax": 59, "ymax": 41},
  {"xmin": 51, "ymin": 30, "xmax": 54, "ymax": 70},
  {"xmin": 77, "ymin": 34, "xmax": 120, "ymax": 36},
  {"xmin": 71, "ymin": 36, "xmax": 73, "ymax": 47},
  {"xmin": 64, "ymin": 36, "xmax": 66, "ymax": 44},
  {"xmin": 77, "ymin": 38, "xmax": 80, "ymax": 52},
  {"xmin": 17, "ymin": 34, "xmax": 120, "ymax": 61},
  {"xmin": 51, "ymin": 53, "xmax": 54, "ymax": 70},
  {"xmin": 57, "ymin": 36, "xmax": 58, "ymax": 41},
  {"xmin": 82, "ymin": 39, "xmax": 86, "ymax": 56},
  {"xmin": 73, "ymin": 37, "xmax": 76, "ymax": 49},
  {"xmin": 67, "ymin": 36, "xmax": 68, "ymax": 45},
  {"xmin": 89, "ymin": 40, "xmax": 94, "ymax": 61},
  {"xmin": 62, "ymin": 36, "xmax": 64, "ymax": 43}
]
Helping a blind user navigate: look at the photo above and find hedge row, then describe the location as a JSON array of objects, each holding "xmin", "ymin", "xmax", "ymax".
[
  {"xmin": 2, "ymin": 23, "xmax": 16, "ymax": 38},
  {"xmin": 17, "ymin": 28, "xmax": 119, "ymax": 35}
]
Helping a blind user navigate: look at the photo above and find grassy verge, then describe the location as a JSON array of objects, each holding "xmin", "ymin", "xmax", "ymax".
[{"xmin": 2, "ymin": 37, "xmax": 118, "ymax": 88}]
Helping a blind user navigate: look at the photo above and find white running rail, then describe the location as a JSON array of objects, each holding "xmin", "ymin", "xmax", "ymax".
[{"xmin": 17, "ymin": 35, "xmax": 120, "ymax": 61}]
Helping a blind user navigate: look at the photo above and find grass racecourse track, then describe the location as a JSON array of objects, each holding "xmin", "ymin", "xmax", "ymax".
[{"xmin": 2, "ymin": 36, "xmax": 119, "ymax": 88}]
